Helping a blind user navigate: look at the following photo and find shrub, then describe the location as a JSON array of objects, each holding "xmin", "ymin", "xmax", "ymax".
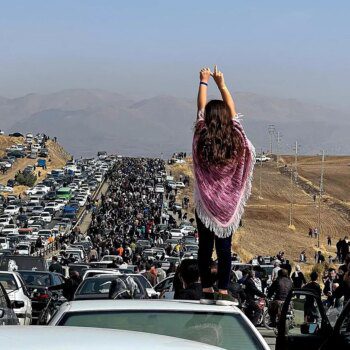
[{"xmin": 15, "ymin": 172, "xmax": 37, "ymax": 187}]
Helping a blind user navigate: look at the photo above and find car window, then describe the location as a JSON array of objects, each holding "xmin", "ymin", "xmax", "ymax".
[
  {"xmin": 0, "ymin": 274, "xmax": 18, "ymax": 291},
  {"xmin": 0, "ymin": 285, "xmax": 9, "ymax": 308},
  {"xmin": 59, "ymin": 310, "xmax": 264, "ymax": 350},
  {"xmin": 52, "ymin": 274, "xmax": 63, "ymax": 285},
  {"xmin": 286, "ymin": 294, "xmax": 325, "ymax": 336}
]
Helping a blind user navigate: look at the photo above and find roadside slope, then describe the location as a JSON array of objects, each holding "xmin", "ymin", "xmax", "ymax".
[
  {"xmin": 0, "ymin": 135, "xmax": 71, "ymax": 195},
  {"xmin": 169, "ymin": 157, "xmax": 348, "ymax": 263}
]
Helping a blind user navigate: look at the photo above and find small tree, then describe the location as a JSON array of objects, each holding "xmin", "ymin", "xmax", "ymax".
[{"xmin": 15, "ymin": 172, "xmax": 37, "ymax": 187}]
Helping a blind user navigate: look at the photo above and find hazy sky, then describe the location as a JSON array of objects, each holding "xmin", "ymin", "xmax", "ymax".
[{"xmin": 1, "ymin": 1, "xmax": 350, "ymax": 110}]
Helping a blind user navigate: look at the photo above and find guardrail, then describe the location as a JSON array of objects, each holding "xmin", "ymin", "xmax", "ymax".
[{"xmin": 32, "ymin": 176, "xmax": 107, "ymax": 258}]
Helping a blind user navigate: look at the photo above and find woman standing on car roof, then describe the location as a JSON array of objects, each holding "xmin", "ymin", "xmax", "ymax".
[{"xmin": 193, "ymin": 65, "xmax": 255, "ymax": 305}]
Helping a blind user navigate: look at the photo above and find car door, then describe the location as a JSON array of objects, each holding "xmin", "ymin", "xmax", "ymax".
[
  {"xmin": 320, "ymin": 299, "xmax": 350, "ymax": 349},
  {"xmin": 0, "ymin": 283, "xmax": 18, "ymax": 325},
  {"xmin": 276, "ymin": 289, "xmax": 333, "ymax": 350}
]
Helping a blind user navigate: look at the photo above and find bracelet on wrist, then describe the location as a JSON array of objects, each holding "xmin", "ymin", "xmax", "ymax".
[{"xmin": 200, "ymin": 81, "xmax": 208, "ymax": 86}]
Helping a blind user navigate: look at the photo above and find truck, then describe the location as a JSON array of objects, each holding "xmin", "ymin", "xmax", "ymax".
[{"xmin": 37, "ymin": 159, "xmax": 46, "ymax": 168}]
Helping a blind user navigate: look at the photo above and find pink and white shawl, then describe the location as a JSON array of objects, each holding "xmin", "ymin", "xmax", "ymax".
[{"xmin": 192, "ymin": 111, "xmax": 255, "ymax": 238}]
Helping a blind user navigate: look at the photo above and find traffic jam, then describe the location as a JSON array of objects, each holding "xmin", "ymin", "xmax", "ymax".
[{"xmin": 0, "ymin": 150, "xmax": 348, "ymax": 350}]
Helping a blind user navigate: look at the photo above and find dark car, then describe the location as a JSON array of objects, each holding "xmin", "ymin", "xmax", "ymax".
[
  {"xmin": 6, "ymin": 179, "xmax": 17, "ymax": 188},
  {"xmin": 0, "ymin": 282, "xmax": 20, "ymax": 325},
  {"xmin": 276, "ymin": 289, "xmax": 350, "ymax": 350},
  {"xmin": 73, "ymin": 275, "xmax": 147, "ymax": 301},
  {"xmin": 17, "ymin": 270, "xmax": 65, "ymax": 323},
  {"xmin": 8, "ymin": 132, "xmax": 23, "ymax": 137},
  {"xmin": 16, "ymin": 214, "xmax": 28, "ymax": 227},
  {"xmin": 44, "ymin": 191, "xmax": 57, "ymax": 200}
]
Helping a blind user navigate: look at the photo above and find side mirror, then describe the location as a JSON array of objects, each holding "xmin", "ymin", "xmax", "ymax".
[
  {"xmin": 0, "ymin": 309, "xmax": 4, "ymax": 318},
  {"xmin": 11, "ymin": 300, "xmax": 25, "ymax": 309}
]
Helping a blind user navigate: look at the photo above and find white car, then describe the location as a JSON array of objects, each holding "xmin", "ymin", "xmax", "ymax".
[
  {"xmin": 54, "ymin": 199, "xmax": 66, "ymax": 209},
  {"xmin": 4, "ymin": 205, "xmax": 19, "ymax": 215},
  {"xmin": 0, "ymin": 237, "xmax": 9, "ymax": 249},
  {"xmin": 180, "ymin": 225, "xmax": 196, "ymax": 235},
  {"xmin": 40, "ymin": 212, "xmax": 52, "ymax": 223},
  {"xmin": 49, "ymin": 300, "xmax": 270, "ymax": 350},
  {"xmin": 175, "ymin": 181, "xmax": 186, "ymax": 188},
  {"xmin": 28, "ymin": 216, "xmax": 41, "ymax": 225},
  {"xmin": 1, "ymin": 224, "xmax": 19, "ymax": 235},
  {"xmin": 76, "ymin": 196, "xmax": 87, "ymax": 207},
  {"xmin": 169, "ymin": 229, "xmax": 184, "ymax": 239},
  {"xmin": 16, "ymin": 242, "xmax": 31, "ymax": 255},
  {"xmin": 155, "ymin": 185, "xmax": 165, "ymax": 193},
  {"xmin": 0, "ymin": 271, "xmax": 32, "ymax": 325},
  {"xmin": 0, "ymin": 327, "xmax": 221, "ymax": 350},
  {"xmin": 0, "ymin": 185, "xmax": 13, "ymax": 193},
  {"xmin": 256, "ymin": 155, "xmax": 271, "ymax": 162},
  {"xmin": 45, "ymin": 202, "xmax": 61, "ymax": 212}
]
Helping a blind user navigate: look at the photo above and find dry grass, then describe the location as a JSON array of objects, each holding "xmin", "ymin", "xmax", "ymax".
[{"xmin": 169, "ymin": 156, "xmax": 348, "ymax": 269}]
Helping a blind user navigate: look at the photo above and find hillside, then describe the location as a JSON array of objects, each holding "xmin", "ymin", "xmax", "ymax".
[
  {"xmin": 170, "ymin": 156, "xmax": 350, "ymax": 264},
  {"xmin": 0, "ymin": 135, "xmax": 71, "ymax": 195},
  {"xmin": 1, "ymin": 89, "xmax": 350, "ymax": 157}
]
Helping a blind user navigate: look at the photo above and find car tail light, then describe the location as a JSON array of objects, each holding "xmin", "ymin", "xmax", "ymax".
[{"xmin": 33, "ymin": 293, "xmax": 50, "ymax": 300}]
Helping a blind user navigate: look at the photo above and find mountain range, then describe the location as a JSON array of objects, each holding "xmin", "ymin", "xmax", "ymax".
[{"xmin": 0, "ymin": 89, "xmax": 349, "ymax": 157}]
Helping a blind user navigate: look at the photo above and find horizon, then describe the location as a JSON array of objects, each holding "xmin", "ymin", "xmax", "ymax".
[{"xmin": 1, "ymin": 1, "xmax": 350, "ymax": 112}]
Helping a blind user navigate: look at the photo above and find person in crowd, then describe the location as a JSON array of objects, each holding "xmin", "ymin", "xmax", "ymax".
[
  {"xmin": 243, "ymin": 270, "xmax": 266, "ymax": 326},
  {"xmin": 48, "ymin": 270, "xmax": 82, "ymax": 301},
  {"xmin": 323, "ymin": 268, "xmax": 339, "ymax": 307},
  {"xmin": 142, "ymin": 262, "xmax": 158, "ymax": 287},
  {"xmin": 193, "ymin": 66, "xmax": 255, "ymax": 305},
  {"xmin": 176, "ymin": 259, "xmax": 202, "ymax": 300},
  {"xmin": 267, "ymin": 269, "xmax": 293, "ymax": 327},
  {"xmin": 302, "ymin": 272, "xmax": 322, "ymax": 322},
  {"xmin": 281, "ymin": 259, "xmax": 292, "ymax": 276},
  {"xmin": 49, "ymin": 256, "xmax": 64, "ymax": 275},
  {"xmin": 291, "ymin": 265, "xmax": 306, "ymax": 288},
  {"xmin": 271, "ymin": 261, "xmax": 281, "ymax": 282}
]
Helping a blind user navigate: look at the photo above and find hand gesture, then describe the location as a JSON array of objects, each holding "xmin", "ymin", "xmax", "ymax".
[
  {"xmin": 212, "ymin": 65, "xmax": 225, "ymax": 89},
  {"xmin": 199, "ymin": 67, "xmax": 211, "ymax": 83}
]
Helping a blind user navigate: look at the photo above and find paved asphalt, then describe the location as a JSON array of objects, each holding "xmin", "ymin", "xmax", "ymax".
[{"xmin": 258, "ymin": 327, "xmax": 276, "ymax": 350}]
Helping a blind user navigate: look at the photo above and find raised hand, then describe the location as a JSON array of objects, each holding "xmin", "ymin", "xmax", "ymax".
[
  {"xmin": 200, "ymin": 67, "xmax": 211, "ymax": 83},
  {"xmin": 212, "ymin": 65, "xmax": 225, "ymax": 89}
]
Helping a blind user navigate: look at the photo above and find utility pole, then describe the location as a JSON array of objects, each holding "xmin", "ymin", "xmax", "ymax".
[
  {"xmin": 276, "ymin": 131, "xmax": 282, "ymax": 168},
  {"xmin": 293, "ymin": 141, "xmax": 299, "ymax": 182},
  {"xmin": 259, "ymin": 148, "xmax": 263, "ymax": 199},
  {"xmin": 268, "ymin": 125, "xmax": 276, "ymax": 155},
  {"xmin": 317, "ymin": 150, "xmax": 325, "ymax": 248},
  {"xmin": 289, "ymin": 141, "xmax": 299, "ymax": 228}
]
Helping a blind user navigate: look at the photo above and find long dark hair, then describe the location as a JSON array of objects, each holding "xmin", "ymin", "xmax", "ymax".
[{"xmin": 196, "ymin": 100, "xmax": 243, "ymax": 165}]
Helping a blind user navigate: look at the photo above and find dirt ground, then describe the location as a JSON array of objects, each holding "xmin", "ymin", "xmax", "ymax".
[
  {"xmin": 0, "ymin": 136, "xmax": 71, "ymax": 196},
  {"xmin": 170, "ymin": 157, "xmax": 348, "ymax": 267}
]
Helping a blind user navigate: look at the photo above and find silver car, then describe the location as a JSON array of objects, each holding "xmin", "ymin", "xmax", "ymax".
[{"xmin": 49, "ymin": 299, "xmax": 270, "ymax": 350}]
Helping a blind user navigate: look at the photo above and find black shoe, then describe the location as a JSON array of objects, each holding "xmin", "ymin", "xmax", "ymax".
[{"xmin": 200, "ymin": 292, "xmax": 215, "ymax": 305}]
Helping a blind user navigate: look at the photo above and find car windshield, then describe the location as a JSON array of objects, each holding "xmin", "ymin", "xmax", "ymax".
[
  {"xmin": 20, "ymin": 272, "xmax": 52, "ymax": 286},
  {"xmin": 78, "ymin": 277, "xmax": 115, "ymax": 295},
  {"xmin": 59, "ymin": 310, "xmax": 263, "ymax": 350},
  {"xmin": 0, "ymin": 274, "xmax": 18, "ymax": 291}
]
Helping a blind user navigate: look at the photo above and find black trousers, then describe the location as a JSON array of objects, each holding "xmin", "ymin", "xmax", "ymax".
[{"xmin": 196, "ymin": 212, "xmax": 232, "ymax": 290}]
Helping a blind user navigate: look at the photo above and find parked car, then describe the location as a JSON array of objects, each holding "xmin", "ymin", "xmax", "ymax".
[
  {"xmin": 49, "ymin": 300, "xmax": 270, "ymax": 349},
  {"xmin": 0, "ymin": 271, "xmax": 32, "ymax": 325},
  {"xmin": 0, "ymin": 283, "xmax": 19, "ymax": 325},
  {"xmin": 4, "ymin": 205, "xmax": 19, "ymax": 215},
  {"xmin": 18, "ymin": 270, "xmax": 65, "ymax": 323}
]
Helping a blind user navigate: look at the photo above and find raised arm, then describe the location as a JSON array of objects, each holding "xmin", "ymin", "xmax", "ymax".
[
  {"xmin": 212, "ymin": 65, "xmax": 237, "ymax": 117},
  {"xmin": 197, "ymin": 67, "xmax": 211, "ymax": 111}
]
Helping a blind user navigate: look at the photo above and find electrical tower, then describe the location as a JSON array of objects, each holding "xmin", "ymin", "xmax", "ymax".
[{"xmin": 268, "ymin": 125, "xmax": 276, "ymax": 155}]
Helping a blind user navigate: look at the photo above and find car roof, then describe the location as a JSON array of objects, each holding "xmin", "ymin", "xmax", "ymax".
[
  {"xmin": 0, "ymin": 326, "xmax": 223, "ymax": 350},
  {"xmin": 53, "ymin": 299, "xmax": 242, "ymax": 314}
]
